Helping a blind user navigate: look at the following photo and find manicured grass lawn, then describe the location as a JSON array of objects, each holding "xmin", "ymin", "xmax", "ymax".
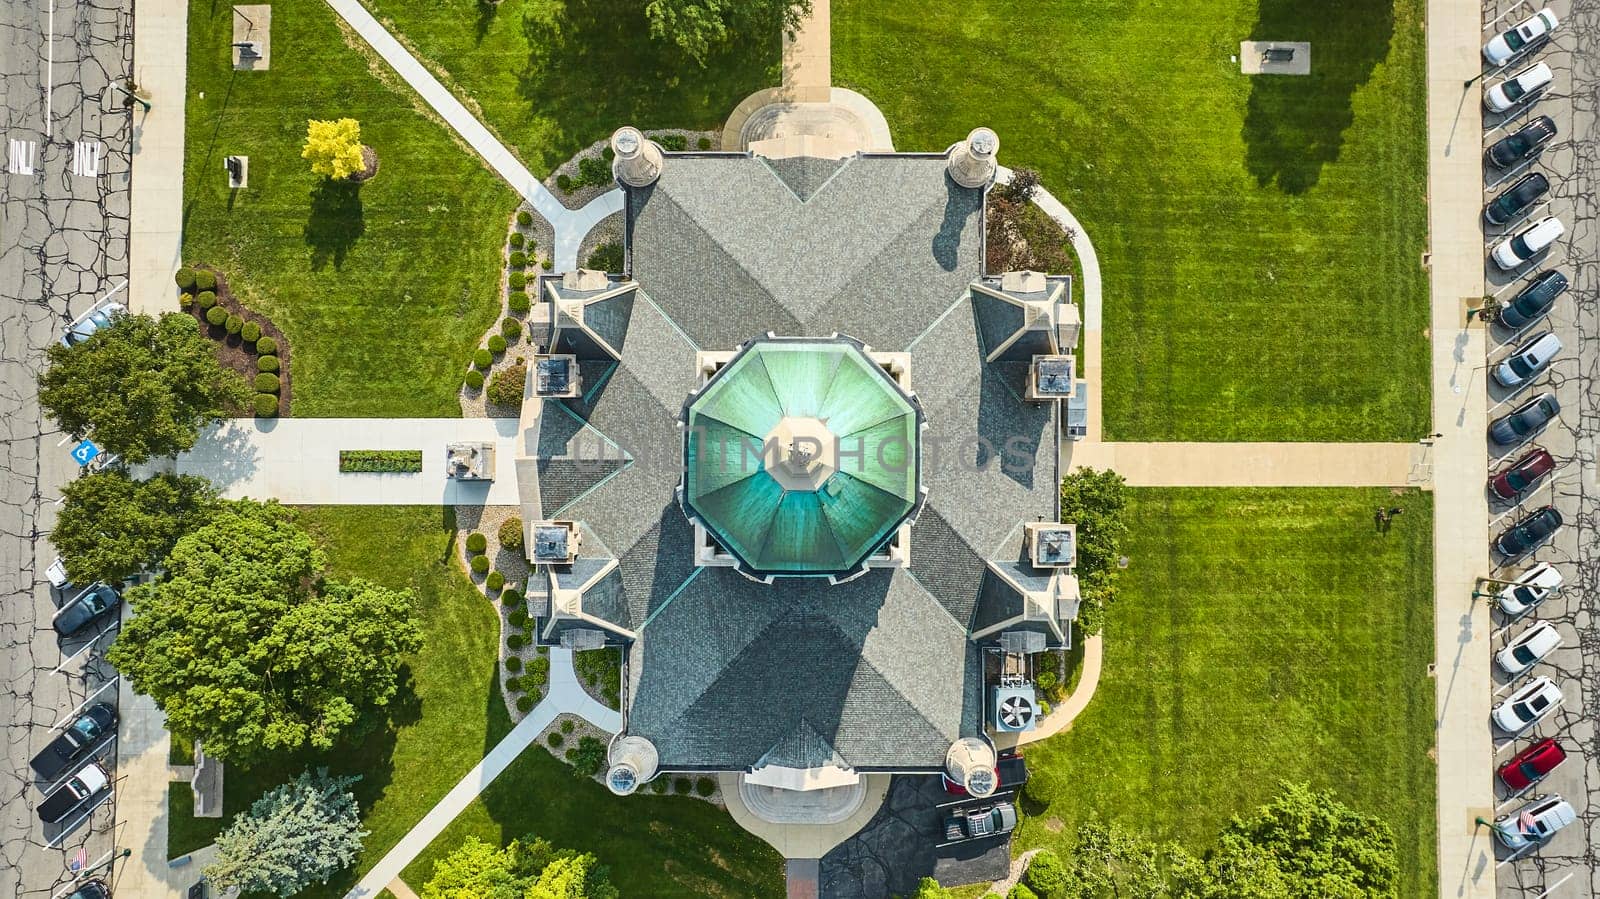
[
  {"xmin": 1017, "ymin": 488, "xmax": 1436, "ymax": 896},
  {"xmin": 835, "ymin": 0, "xmax": 1431, "ymax": 441},
  {"xmin": 354, "ymin": 0, "xmax": 778, "ymax": 175},
  {"xmin": 182, "ymin": 0, "xmax": 514, "ymax": 417}
]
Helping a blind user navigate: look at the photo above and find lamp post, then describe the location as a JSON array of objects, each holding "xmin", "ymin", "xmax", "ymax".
[
  {"xmin": 1471, "ymin": 576, "xmax": 1516, "ymax": 600},
  {"xmin": 76, "ymin": 847, "xmax": 131, "ymax": 879}
]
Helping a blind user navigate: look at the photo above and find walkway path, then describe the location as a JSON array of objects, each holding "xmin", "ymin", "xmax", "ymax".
[
  {"xmin": 319, "ymin": 0, "xmax": 617, "ymax": 272},
  {"xmin": 126, "ymin": 0, "xmax": 185, "ymax": 314},
  {"xmin": 1071, "ymin": 441, "xmax": 1429, "ymax": 488},
  {"xmin": 993, "ymin": 635, "xmax": 1103, "ymax": 752},
  {"xmin": 1426, "ymin": 1, "xmax": 1496, "ymax": 896},
  {"xmin": 344, "ymin": 648, "xmax": 620, "ymax": 899},
  {"xmin": 112, "ymin": 683, "xmax": 199, "ymax": 899}
]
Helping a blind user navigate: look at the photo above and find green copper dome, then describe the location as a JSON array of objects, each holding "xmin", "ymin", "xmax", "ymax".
[{"xmin": 681, "ymin": 337, "xmax": 924, "ymax": 579}]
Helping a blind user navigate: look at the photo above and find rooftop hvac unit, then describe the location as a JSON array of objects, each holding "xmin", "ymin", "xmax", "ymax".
[
  {"xmin": 999, "ymin": 630, "xmax": 1046, "ymax": 655},
  {"xmin": 992, "ymin": 685, "xmax": 1038, "ymax": 732}
]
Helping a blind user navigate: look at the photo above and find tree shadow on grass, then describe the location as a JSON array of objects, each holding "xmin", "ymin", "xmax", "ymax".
[
  {"xmin": 304, "ymin": 179, "xmax": 365, "ymax": 271},
  {"xmin": 1242, "ymin": 0, "xmax": 1396, "ymax": 193}
]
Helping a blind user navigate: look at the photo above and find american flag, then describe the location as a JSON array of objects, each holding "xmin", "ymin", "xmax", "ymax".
[{"xmin": 69, "ymin": 845, "xmax": 88, "ymax": 872}]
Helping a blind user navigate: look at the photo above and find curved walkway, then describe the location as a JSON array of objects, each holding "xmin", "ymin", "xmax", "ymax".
[
  {"xmin": 992, "ymin": 635, "xmax": 1103, "ymax": 751},
  {"xmin": 343, "ymin": 648, "xmax": 620, "ymax": 899}
]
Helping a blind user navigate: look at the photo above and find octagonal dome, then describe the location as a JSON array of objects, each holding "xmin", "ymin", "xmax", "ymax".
[{"xmin": 681, "ymin": 336, "xmax": 924, "ymax": 579}]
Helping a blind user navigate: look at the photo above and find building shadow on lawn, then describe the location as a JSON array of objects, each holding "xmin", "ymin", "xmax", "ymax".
[
  {"xmin": 1242, "ymin": 0, "xmax": 1396, "ymax": 193},
  {"xmin": 304, "ymin": 179, "xmax": 365, "ymax": 271}
]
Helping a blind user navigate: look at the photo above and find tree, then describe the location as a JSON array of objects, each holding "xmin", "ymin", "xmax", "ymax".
[
  {"xmin": 998, "ymin": 167, "xmax": 1041, "ymax": 205},
  {"xmin": 38, "ymin": 312, "xmax": 250, "ymax": 463},
  {"xmin": 1204, "ymin": 783, "xmax": 1398, "ymax": 899},
  {"xmin": 204, "ymin": 769, "xmax": 367, "ymax": 897},
  {"xmin": 303, "ymin": 118, "xmax": 366, "ymax": 180},
  {"xmin": 423, "ymin": 835, "xmax": 613, "ymax": 899},
  {"xmin": 526, "ymin": 853, "xmax": 619, "ymax": 899},
  {"xmin": 52, "ymin": 470, "xmax": 217, "ymax": 585},
  {"xmin": 1059, "ymin": 468, "xmax": 1128, "ymax": 635},
  {"xmin": 645, "ymin": 0, "xmax": 810, "ymax": 64},
  {"xmin": 910, "ymin": 878, "xmax": 955, "ymax": 899},
  {"xmin": 106, "ymin": 500, "xmax": 423, "ymax": 764}
]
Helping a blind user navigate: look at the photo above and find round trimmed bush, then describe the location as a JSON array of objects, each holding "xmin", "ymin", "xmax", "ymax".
[
  {"xmin": 471, "ymin": 554, "xmax": 490, "ymax": 575},
  {"xmin": 498, "ymin": 517, "xmax": 524, "ymax": 550},
  {"xmin": 504, "ymin": 675, "xmax": 521, "ymax": 692},
  {"xmin": 487, "ymin": 334, "xmax": 507, "ymax": 354},
  {"xmin": 556, "ymin": 173, "xmax": 574, "ymax": 192},
  {"xmin": 175, "ymin": 268, "xmax": 198, "ymax": 291},
  {"xmin": 205, "ymin": 305, "xmax": 227, "ymax": 326},
  {"xmin": 505, "ymin": 655, "xmax": 522, "ymax": 673},
  {"xmin": 1023, "ymin": 849, "xmax": 1067, "ymax": 897},
  {"xmin": 252, "ymin": 394, "xmax": 278, "ymax": 417},
  {"xmin": 649, "ymin": 777, "xmax": 669, "ymax": 794},
  {"xmin": 473, "ymin": 349, "xmax": 493, "ymax": 371},
  {"xmin": 225, "ymin": 314, "xmax": 243, "ymax": 335},
  {"xmin": 508, "ymin": 251, "xmax": 527, "ymax": 268},
  {"xmin": 697, "ymin": 136, "xmax": 712, "ymax": 150},
  {"xmin": 508, "ymin": 291, "xmax": 530, "ymax": 314},
  {"xmin": 509, "ymin": 609, "xmax": 529, "ymax": 628},
  {"xmin": 487, "ymin": 362, "xmax": 525, "ymax": 407},
  {"xmin": 506, "ymin": 632, "xmax": 525, "ymax": 650},
  {"xmin": 508, "ymin": 272, "xmax": 526, "ymax": 291},
  {"xmin": 516, "ymin": 694, "xmax": 535, "ymax": 713},
  {"xmin": 254, "ymin": 373, "xmax": 280, "ymax": 393},
  {"xmin": 695, "ymin": 776, "xmax": 715, "ymax": 797},
  {"xmin": 256, "ymin": 336, "xmax": 278, "ymax": 355},
  {"xmin": 541, "ymin": 259, "xmax": 554, "ymax": 271},
  {"xmin": 501, "ymin": 318, "xmax": 522, "ymax": 341},
  {"xmin": 560, "ymin": 718, "xmax": 575, "ymax": 734},
  {"xmin": 197, "ymin": 290, "xmax": 218, "ymax": 310},
  {"xmin": 241, "ymin": 321, "xmax": 261, "ymax": 343},
  {"xmin": 517, "ymin": 210, "xmax": 533, "ymax": 227},
  {"xmin": 464, "ymin": 369, "xmax": 485, "ymax": 390},
  {"xmin": 257, "ymin": 354, "xmax": 280, "ymax": 373},
  {"xmin": 547, "ymin": 731, "xmax": 564, "ymax": 748},
  {"xmin": 466, "ymin": 532, "xmax": 488, "ymax": 554},
  {"xmin": 193, "ymin": 269, "xmax": 217, "ymax": 291},
  {"xmin": 486, "ymin": 571, "xmax": 505, "ymax": 591},
  {"xmin": 508, "ymin": 231, "xmax": 525, "ymax": 249},
  {"xmin": 673, "ymin": 777, "xmax": 692, "ymax": 795},
  {"xmin": 501, "ymin": 588, "xmax": 523, "ymax": 607}
]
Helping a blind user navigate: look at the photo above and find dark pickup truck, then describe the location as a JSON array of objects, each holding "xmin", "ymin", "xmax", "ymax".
[
  {"xmin": 38, "ymin": 761, "xmax": 109, "ymax": 824},
  {"xmin": 30, "ymin": 703, "xmax": 116, "ymax": 782},
  {"xmin": 943, "ymin": 801, "xmax": 1018, "ymax": 843}
]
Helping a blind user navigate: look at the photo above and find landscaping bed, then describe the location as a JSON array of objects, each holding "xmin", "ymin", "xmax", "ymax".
[
  {"xmin": 178, "ymin": 266, "xmax": 291, "ymax": 417},
  {"xmin": 338, "ymin": 450, "xmax": 423, "ymax": 473}
]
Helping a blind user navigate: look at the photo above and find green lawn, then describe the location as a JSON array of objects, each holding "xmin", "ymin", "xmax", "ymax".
[
  {"xmin": 835, "ymin": 0, "xmax": 1431, "ymax": 441},
  {"xmin": 1017, "ymin": 488, "xmax": 1437, "ymax": 896},
  {"xmin": 354, "ymin": 0, "xmax": 778, "ymax": 175},
  {"xmin": 182, "ymin": 0, "xmax": 514, "ymax": 417}
]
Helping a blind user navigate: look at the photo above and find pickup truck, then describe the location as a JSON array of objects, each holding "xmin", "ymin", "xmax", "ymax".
[
  {"xmin": 38, "ymin": 762, "xmax": 109, "ymax": 824},
  {"xmin": 943, "ymin": 801, "xmax": 1018, "ymax": 842},
  {"xmin": 30, "ymin": 703, "xmax": 117, "ymax": 782}
]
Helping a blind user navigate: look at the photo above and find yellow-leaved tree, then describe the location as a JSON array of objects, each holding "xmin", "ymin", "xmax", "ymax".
[{"xmin": 302, "ymin": 118, "xmax": 365, "ymax": 180}]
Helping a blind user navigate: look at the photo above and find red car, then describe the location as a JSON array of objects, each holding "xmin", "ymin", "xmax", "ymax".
[
  {"xmin": 1490, "ymin": 448, "xmax": 1555, "ymax": 500},
  {"xmin": 1498, "ymin": 737, "xmax": 1567, "ymax": 791}
]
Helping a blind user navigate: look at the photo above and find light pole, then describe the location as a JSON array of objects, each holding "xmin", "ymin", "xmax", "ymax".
[
  {"xmin": 1471, "ymin": 576, "xmax": 1516, "ymax": 600},
  {"xmin": 76, "ymin": 847, "xmax": 131, "ymax": 880},
  {"xmin": 110, "ymin": 81, "xmax": 150, "ymax": 113}
]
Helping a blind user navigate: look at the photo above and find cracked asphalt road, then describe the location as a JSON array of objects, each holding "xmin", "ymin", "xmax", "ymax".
[{"xmin": 0, "ymin": 0, "xmax": 132, "ymax": 893}]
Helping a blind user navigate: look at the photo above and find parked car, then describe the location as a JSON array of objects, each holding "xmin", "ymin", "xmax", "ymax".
[
  {"xmin": 1483, "ymin": 8, "xmax": 1561, "ymax": 66},
  {"xmin": 1493, "ymin": 795, "xmax": 1576, "ymax": 850},
  {"xmin": 1491, "ymin": 216, "xmax": 1564, "ymax": 270},
  {"xmin": 1493, "ymin": 331, "xmax": 1562, "ymax": 389},
  {"xmin": 37, "ymin": 761, "xmax": 109, "ymax": 824},
  {"xmin": 1498, "ymin": 737, "xmax": 1567, "ymax": 791},
  {"xmin": 51, "ymin": 583, "xmax": 121, "ymax": 637},
  {"xmin": 1490, "ymin": 393, "xmax": 1560, "ymax": 446},
  {"xmin": 1498, "ymin": 270, "xmax": 1567, "ymax": 331},
  {"xmin": 943, "ymin": 801, "xmax": 1018, "ymax": 842},
  {"xmin": 943, "ymin": 751, "xmax": 1028, "ymax": 796},
  {"xmin": 1491, "ymin": 675, "xmax": 1563, "ymax": 732},
  {"xmin": 1484, "ymin": 173, "xmax": 1551, "ymax": 226},
  {"xmin": 1489, "ymin": 447, "xmax": 1555, "ymax": 500},
  {"xmin": 1485, "ymin": 62, "xmax": 1554, "ymax": 113},
  {"xmin": 1488, "ymin": 116, "xmax": 1559, "ymax": 168},
  {"xmin": 60, "ymin": 302, "xmax": 126, "ymax": 348},
  {"xmin": 29, "ymin": 703, "xmax": 117, "ymax": 782},
  {"xmin": 1496, "ymin": 621, "xmax": 1563, "ymax": 677},
  {"xmin": 60, "ymin": 882, "xmax": 110, "ymax": 899},
  {"xmin": 1495, "ymin": 505, "xmax": 1563, "ymax": 557},
  {"xmin": 1496, "ymin": 562, "xmax": 1564, "ymax": 616}
]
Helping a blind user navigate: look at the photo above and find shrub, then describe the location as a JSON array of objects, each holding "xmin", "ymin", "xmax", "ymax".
[
  {"xmin": 506, "ymin": 631, "xmax": 525, "ymax": 650},
  {"xmin": 508, "ymin": 290, "xmax": 530, "ymax": 314},
  {"xmin": 175, "ymin": 268, "xmax": 198, "ymax": 291},
  {"xmin": 205, "ymin": 305, "xmax": 227, "ymax": 326},
  {"xmin": 241, "ymin": 321, "xmax": 261, "ymax": 343},
  {"xmin": 487, "ymin": 334, "xmax": 508, "ymax": 354},
  {"xmin": 508, "ymin": 271, "xmax": 526, "ymax": 291},
  {"xmin": 257, "ymin": 355, "xmax": 280, "ymax": 373},
  {"xmin": 486, "ymin": 571, "xmax": 505, "ymax": 591},
  {"xmin": 254, "ymin": 373, "xmax": 280, "ymax": 393},
  {"xmin": 179, "ymin": 292, "xmax": 195, "ymax": 308},
  {"xmin": 673, "ymin": 777, "xmax": 692, "ymax": 795},
  {"xmin": 1060, "ymin": 469, "xmax": 1128, "ymax": 636},
  {"xmin": 256, "ymin": 336, "xmax": 278, "ymax": 355},
  {"xmin": 649, "ymin": 777, "xmax": 669, "ymax": 794},
  {"xmin": 473, "ymin": 349, "xmax": 493, "ymax": 371},
  {"xmin": 658, "ymin": 133, "xmax": 688, "ymax": 151},
  {"xmin": 1006, "ymin": 886, "xmax": 1038, "ymax": 899},
  {"xmin": 1023, "ymin": 849, "xmax": 1067, "ymax": 897},
  {"xmin": 697, "ymin": 136, "xmax": 712, "ymax": 150},
  {"xmin": 556, "ymin": 173, "xmax": 574, "ymax": 192},
  {"xmin": 193, "ymin": 269, "xmax": 217, "ymax": 291},
  {"xmin": 487, "ymin": 362, "xmax": 525, "ymax": 407},
  {"xmin": 338, "ymin": 450, "xmax": 422, "ymax": 473},
  {"xmin": 464, "ymin": 369, "xmax": 484, "ymax": 390},
  {"xmin": 252, "ymin": 394, "xmax": 278, "ymax": 417},
  {"xmin": 225, "ymin": 314, "xmax": 243, "ymax": 335},
  {"xmin": 466, "ymin": 532, "xmax": 488, "ymax": 554},
  {"xmin": 578, "ymin": 155, "xmax": 610, "ymax": 186},
  {"xmin": 524, "ymin": 666, "xmax": 547, "ymax": 689},
  {"xmin": 501, "ymin": 318, "xmax": 522, "ymax": 341},
  {"xmin": 471, "ymin": 554, "xmax": 490, "ymax": 574},
  {"xmin": 569, "ymin": 736, "xmax": 607, "ymax": 777},
  {"xmin": 508, "ymin": 231, "xmax": 524, "ymax": 249},
  {"xmin": 547, "ymin": 731, "xmax": 564, "ymax": 748},
  {"xmin": 560, "ymin": 718, "xmax": 574, "ymax": 734},
  {"xmin": 516, "ymin": 210, "xmax": 533, "ymax": 227},
  {"xmin": 603, "ymin": 146, "xmax": 615, "ymax": 163},
  {"xmin": 499, "ymin": 517, "xmax": 524, "ymax": 549},
  {"xmin": 540, "ymin": 259, "xmax": 553, "ymax": 271},
  {"xmin": 508, "ymin": 251, "xmax": 527, "ymax": 268},
  {"xmin": 695, "ymin": 776, "xmax": 715, "ymax": 797},
  {"xmin": 504, "ymin": 675, "xmax": 521, "ymax": 692},
  {"xmin": 516, "ymin": 694, "xmax": 534, "ymax": 713},
  {"xmin": 586, "ymin": 242, "xmax": 623, "ymax": 273},
  {"xmin": 501, "ymin": 588, "xmax": 523, "ymax": 608},
  {"xmin": 509, "ymin": 609, "xmax": 530, "ymax": 628},
  {"xmin": 505, "ymin": 655, "xmax": 522, "ymax": 673},
  {"xmin": 197, "ymin": 291, "xmax": 217, "ymax": 310}
]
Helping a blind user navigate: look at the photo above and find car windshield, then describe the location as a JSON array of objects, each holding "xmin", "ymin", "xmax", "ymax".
[
  {"xmin": 1505, "ymin": 28, "xmax": 1527, "ymax": 50},
  {"xmin": 72, "ymin": 717, "xmax": 100, "ymax": 741},
  {"xmin": 1509, "ymin": 354, "xmax": 1538, "ymax": 377},
  {"xmin": 1519, "ymin": 760, "xmax": 1542, "ymax": 779},
  {"xmin": 1512, "ymin": 585, "xmax": 1538, "ymax": 605},
  {"xmin": 1504, "ymin": 79, "xmax": 1529, "ymax": 102},
  {"xmin": 1509, "ymin": 235, "xmax": 1535, "ymax": 258},
  {"xmin": 1512, "ymin": 644, "xmax": 1538, "ymax": 665},
  {"xmin": 1505, "ymin": 469, "xmax": 1530, "ymax": 491}
]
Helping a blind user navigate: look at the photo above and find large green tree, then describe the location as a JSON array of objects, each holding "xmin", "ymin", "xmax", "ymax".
[
  {"xmin": 52, "ymin": 470, "xmax": 218, "ymax": 585},
  {"xmin": 1059, "ymin": 467, "xmax": 1129, "ymax": 635},
  {"xmin": 205, "ymin": 769, "xmax": 367, "ymax": 897},
  {"xmin": 106, "ymin": 500, "xmax": 422, "ymax": 764},
  {"xmin": 424, "ymin": 835, "xmax": 616, "ymax": 899},
  {"xmin": 645, "ymin": 0, "xmax": 809, "ymax": 64},
  {"xmin": 38, "ymin": 312, "xmax": 250, "ymax": 463},
  {"xmin": 1204, "ymin": 783, "xmax": 1399, "ymax": 898}
]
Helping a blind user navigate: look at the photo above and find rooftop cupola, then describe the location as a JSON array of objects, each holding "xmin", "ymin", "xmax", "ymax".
[
  {"xmin": 611, "ymin": 126, "xmax": 664, "ymax": 188},
  {"xmin": 947, "ymin": 127, "xmax": 999, "ymax": 189}
]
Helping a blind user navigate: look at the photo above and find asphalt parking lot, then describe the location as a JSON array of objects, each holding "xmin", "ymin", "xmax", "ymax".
[{"xmin": 1479, "ymin": 1, "xmax": 1599, "ymax": 895}]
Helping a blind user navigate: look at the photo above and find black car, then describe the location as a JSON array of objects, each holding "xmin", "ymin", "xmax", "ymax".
[
  {"xmin": 1488, "ymin": 116, "xmax": 1558, "ymax": 168},
  {"xmin": 52, "ymin": 583, "xmax": 120, "ymax": 637},
  {"xmin": 1499, "ymin": 270, "xmax": 1567, "ymax": 331},
  {"xmin": 1485, "ymin": 173, "xmax": 1551, "ymax": 226},
  {"xmin": 65, "ymin": 880, "xmax": 110, "ymax": 899},
  {"xmin": 30, "ymin": 703, "xmax": 117, "ymax": 781},
  {"xmin": 1491, "ymin": 393, "xmax": 1560, "ymax": 446},
  {"xmin": 1495, "ymin": 505, "xmax": 1563, "ymax": 557}
]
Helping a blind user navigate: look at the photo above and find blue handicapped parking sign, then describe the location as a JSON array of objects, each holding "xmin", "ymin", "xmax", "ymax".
[{"xmin": 70, "ymin": 439, "xmax": 101, "ymax": 466}]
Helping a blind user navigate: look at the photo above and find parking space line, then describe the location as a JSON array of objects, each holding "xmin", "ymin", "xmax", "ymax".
[
  {"xmin": 43, "ymin": 789, "xmax": 113, "ymax": 849},
  {"xmin": 1532, "ymin": 872, "xmax": 1575, "ymax": 897},
  {"xmin": 50, "ymin": 679, "xmax": 119, "ymax": 731}
]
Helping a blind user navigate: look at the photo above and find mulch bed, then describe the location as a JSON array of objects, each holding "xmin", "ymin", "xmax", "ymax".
[{"xmin": 185, "ymin": 265, "xmax": 293, "ymax": 417}]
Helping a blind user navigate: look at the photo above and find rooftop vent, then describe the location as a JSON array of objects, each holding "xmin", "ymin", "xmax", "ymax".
[
  {"xmin": 534, "ymin": 354, "xmax": 580, "ymax": 398},
  {"xmin": 992, "ymin": 685, "xmax": 1038, "ymax": 732},
  {"xmin": 1027, "ymin": 355, "xmax": 1075, "ymax": 402},
  {"xmin": 531, "ymin": 521, "xmax": 579, "ymax": 564},
  {"xmin": 1026, "ymin": 522, "xmax": 1076, "ymax": 569}
]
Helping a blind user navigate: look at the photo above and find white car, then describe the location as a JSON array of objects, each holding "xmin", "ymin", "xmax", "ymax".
[
  {"xmin": 1491, "ymin": 216, "xmax": 1564, "ymax": 270},
  {"xmin": 1496, "ymin": 621, "xmax": 1563, "ymax": 676},
  {"xmin": 1493, "ymin": 331, "xmax": 1562, "ymax": 389},
  {"xmin": 1492, "ymin": 675, "xmax": 1563, "ymax": 732},
  {"xmin": 1497, "ymin": 562, "xmax": 1563, "ymax": 616},
  {"xmin": 1485, "ymin": 62, "xmax": 1554, "ymax": 113},
  {"xmin": 1493, "ymin": 796, "xmax": 1576, "ymax": 850},
  {"xmin": 1483, "ymin": 8, "xmax": 1560, "ymax": 67}
]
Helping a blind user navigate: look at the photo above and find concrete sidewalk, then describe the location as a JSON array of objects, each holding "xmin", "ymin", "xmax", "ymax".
[
  {"xmin": 126, "ymin": 0, "xmax": 186, "ymax": 315},
  {"xmin": 112, "ymin": 682, "xmax": 196, "ymax": 899},
  {"xmin": 1068, "ymin": 441, "xmax": 1430, "ymax": 488}
]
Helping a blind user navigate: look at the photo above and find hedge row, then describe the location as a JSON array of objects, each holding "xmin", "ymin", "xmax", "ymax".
[{"xmin": 338, "ymin": 450, "xmax": 423, "ymax": 473}]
